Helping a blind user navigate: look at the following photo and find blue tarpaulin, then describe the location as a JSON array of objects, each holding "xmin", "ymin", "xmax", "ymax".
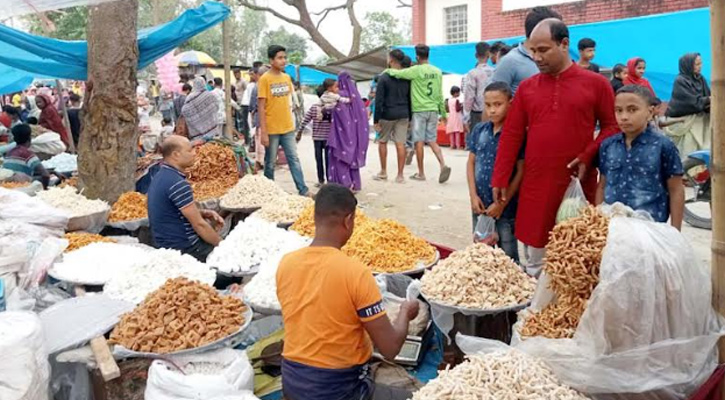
[
  {"xmin": 284, "ymin": 65, "xmax": 336, "ymax": 86},
  {"xmin": 0, "ymin": 1, "xmax": 230, "ymax": 94},
  {"xmin": 399, "ymin": 7, "xmax": 711, "ymax": 100}
]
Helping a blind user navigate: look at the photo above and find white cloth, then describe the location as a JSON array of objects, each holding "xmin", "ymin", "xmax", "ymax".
[
  {"xmin": 522, "ymin": 245, "xmax": 545, "ymax": 278},
  {"xmin": 241, "ymin": 82, "xmax": 255, "ymax": 106}
]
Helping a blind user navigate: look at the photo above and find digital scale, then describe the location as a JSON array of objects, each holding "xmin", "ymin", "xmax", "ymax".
[{"xmin": 373, "ymin": 321, "xmax": 434, "ymax": 367}]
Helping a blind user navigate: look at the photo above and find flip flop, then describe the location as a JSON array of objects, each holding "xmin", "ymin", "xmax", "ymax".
[
  {"xmin": 405, "ymin": 150, "xmax": 415, "ymax": 166},
  {"xmin": 439, "ymin": 166, "xmax": 452, "ymax": 184},
  {"xmin": 373, "ymin": 173, "xmax": 388, "ymax": 181},
  {"xmin": 410, "ymin": 173, "xmax": 426, "ymax": 181}
]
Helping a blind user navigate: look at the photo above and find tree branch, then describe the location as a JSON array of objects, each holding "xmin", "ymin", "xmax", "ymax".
[
  {"xmin": 397, "ymin": 0, "xmax": 412, "ymax": 7},
  {"xmin": 311, "ymin": 3, "xmax": 347, "ymax": 15},
  {"xmin": 237, "ymin": 0, "xmax": 301, "ymax": 26},
  {"xmin": 346, "ymin": 0, "xmax": 362, "ymax": 56}
]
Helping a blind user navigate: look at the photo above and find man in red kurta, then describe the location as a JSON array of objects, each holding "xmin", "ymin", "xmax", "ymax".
[{"xmin": 492, "ymin": 19, "xmax": 618, "ymax": 276}]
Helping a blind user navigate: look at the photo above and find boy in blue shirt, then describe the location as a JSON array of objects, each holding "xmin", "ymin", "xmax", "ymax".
[
  {"xmin": 596, "ymin": 85, "xmax": 685, "ymax": 229},
  {"xmin": 466, "ymin": 82, "xmax": 524, "ymax": 262}
]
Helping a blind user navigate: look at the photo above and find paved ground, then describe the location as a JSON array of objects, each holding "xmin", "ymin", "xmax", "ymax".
[{"xmin": 269, "ymin": 134, "xmax": 713, "ymax": 267}]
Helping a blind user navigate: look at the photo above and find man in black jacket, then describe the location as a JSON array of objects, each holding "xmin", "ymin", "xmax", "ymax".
[{"xmin": 373, "ymin": 49, "xmax": 411, "ymax": 184}]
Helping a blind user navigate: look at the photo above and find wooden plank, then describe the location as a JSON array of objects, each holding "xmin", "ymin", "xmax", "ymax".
[{"xmin": 74, "ymin": 284, "xmax": 121, "ymax": 382}]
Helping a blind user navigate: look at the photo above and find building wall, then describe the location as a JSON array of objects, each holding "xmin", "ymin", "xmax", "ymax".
[
  {"xmin": 481, "ymin": 0, "xmax": 709, "ymax": 40},
  {"xmin": 415, "ymin": 0, "xmax": 482, "ymax": 45}
]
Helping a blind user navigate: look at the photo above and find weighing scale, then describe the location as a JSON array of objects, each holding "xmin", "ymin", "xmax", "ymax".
[{"xmin": 373, "ymin": 321, "xmax": 434, "ymax": 367}]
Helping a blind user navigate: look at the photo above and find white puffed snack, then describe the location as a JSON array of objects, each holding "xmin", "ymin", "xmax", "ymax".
[
  {"xmin": 207, "ymin": 217, "xmax": 310, "ymax": 274},
  {"xmin": 411, "ymin": 349, "xmax": 590, "ymax": 400},
  {"xmin": 104, "ymin": 248, "xmax": 216, "ymax": 304},
  {"xmin": 253, "ymin": 195, "xmax": 313, "ymax": 224},
  {"xmin": 41, "ymin": 153, "xmax": 78, "ymax": 173},
  {"xmin": 220, "ymin": 174, "xmax": 286, "ymax": 209},
  {"xmin": 421, "ymin": 244, "xmax": 536, "ymax": 309},
  {"xmin": 36, "ymin": 186, "xmax": 109, "ymax": 218},
  {"xmin": 51, "ymin": 242, "xmax": 151, "ymax": 285}
]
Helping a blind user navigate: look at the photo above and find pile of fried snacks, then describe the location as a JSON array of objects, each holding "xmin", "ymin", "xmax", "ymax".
[
  {"xmin": 291, "ymin": 204, "xmax": 370, "ymax": 238},
  {"xmin": 186, "ymin": 143, "xmax": 239, "ymax": 201},
  {"xmin": 253, "ymin": 194, "xmax": 313, "ymax": 224},
  {"xmin": 0, "ymin": 181, "xmax": 30, "ymax": 189},
  {"xmin": 520, "ymin": 206, "xmax": 609, "ymax": 339},
  {"xmin": 108, "ymin": 192, "xmax": 148, "ymax": 222},
  {"xmin": 59, "ymin": 177, "xmax": 78, "ymax": 188},
  {"xmin": 109, "ymin": 277, "xmax": 246, "ymax": 353},
  {"xmin": 219, "ymin": 174, "xmax": 286, "ymax": 209},
  {"xmin": 411, "ymin": 349, "xmax": 589, "ymax": 400},
  {"xmin": 64, "ymin": 232, "xmax": 117, "ymax": 253},
  {"xmin": 421, "ymin": 244, "xmax": 536, "ymax": 309}
]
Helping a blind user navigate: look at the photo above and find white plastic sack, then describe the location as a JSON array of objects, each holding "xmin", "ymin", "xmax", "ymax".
[
  {"xmin": 0, "ymin": 188, "xmax": 70, "ymax": 229},
  {"xmin": 18, "ymin": 236, "xmax": 67, "ymax": 290},
  {"xmin": 106, "ymin": 217, "xmax": 149, "ymax": 231},
  {"xmin": 376, "ymin": 275, "xmax": 430, "ymax": 337},
  {"xmin": 145, "ymin": 348, "xmax": 258, "ymax": 400},
  {"xmin": 30, "ymin": 132, "xmax": 67, "ymax": 156},
  {"xmin": 66, "ymin": 208, "xmax": 110, "ymax": 233},
  {"xmin": 0, "ymin": 311, "xmax": 50, "ymax": 400},
  {"xmin": 513, "ymin": 215, "xmax": 725, "ymax": 398}
]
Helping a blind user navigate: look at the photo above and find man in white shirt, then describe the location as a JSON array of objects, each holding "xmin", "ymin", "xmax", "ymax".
[
  {"xmin": 213, "ymin": 77, "xmax": 239, "ymax": 136},
  {"xmin": 234, "ymin": 69, "xmax": 250, "ymax": 143}
]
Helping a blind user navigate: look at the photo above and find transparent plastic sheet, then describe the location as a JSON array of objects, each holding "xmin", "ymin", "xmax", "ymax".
[
  {"xmin": 145, "ymin": 348, "xmax": 256, "ymax": 400},
  {"xmin": 0, "ymin": 187, "xmax": 70, "ymax": 230},
  {"xmin": 511, "ymin": 215, "xmax": 725, "ymax": 398},
  {"xmin": 66, "ymin": 208, "xmax": 110, "ymax": 233},
  {"xmin": 375, "ymin": 275, "xmax": 430, "ymax": 337},
  {"xmin": 0, "ymin": 0, "xmax": 119, "ymax": 19},
  {"xmin": 19, "ymin": 236, "xmax": 67, "ymax": 290},
  {"xmin": 0, "ymin": 311, "xmax": 50, "ymax": 400},
  {"xmin": 106, "ymin": 218, "xmax": 149, "ymax": 231},
  {"xmin": 556, "ymin": 177, "xmax": 588, "ymax": 223},
  {"xmin": 39, "ymin": 294, "xmax": 135, "ymax": 355},
  {"xmin": 49, "ymin": 359, "xmax": 92, "ymax": 400}
]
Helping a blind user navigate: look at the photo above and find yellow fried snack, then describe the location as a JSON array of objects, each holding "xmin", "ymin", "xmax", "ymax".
[
  {"xmin": 64, "ymin": 232, "xmax": 117, "ymax": 253},
  {"xmin": 186, "ymin": 143, "xmax": 239, "ymax": 201},
  {"xmin": 59, "ymin": 177, "xmax": 78, "ymax": 188},
  {"xmin": 291, "ymin": 204, "xmax": 369, "ymax": 237},
  {"xmin": 0, "ymin": 181, "xmax": 30, "ymax": 189},
  {"xmin": 109, "ymin": 277, "xmax": 247, "ymax": 353},
  {"xmin": 108, "ymin": 192, "xmax": 148, "ymax": 222}
]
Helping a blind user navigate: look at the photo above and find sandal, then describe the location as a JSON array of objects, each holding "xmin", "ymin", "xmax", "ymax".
[
  {"xmin": 410, "ymin": 173, "xmax": 426, "ymax": 181},
  {"xmin": 373, "ymin": 173, "xmax": 388, "ymax": 181},
  {"xmin": 439, "ymin": 166, "xmax": 451, "ymax": 184}
]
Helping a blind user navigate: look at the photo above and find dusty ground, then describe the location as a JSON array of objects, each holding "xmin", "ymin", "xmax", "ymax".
[{"xmin": 270, "ymin": 134, "xmax": 713, "ymax": 267}]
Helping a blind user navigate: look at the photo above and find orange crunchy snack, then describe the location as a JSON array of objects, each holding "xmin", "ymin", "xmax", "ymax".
[
  {"xmin": 59, "ymin": 177, "xmax": 78, "ymax": 188},
  {"xmin": 0, "ymin": 181, "xmax": 30, "ymax": 189},
  {"xmin": 108, "ymin": 192, "xmax": 148, "ymax": 222},
  {"xmin": 186, "ymin": 143, "xmax": 239, "ymax": 201},
  {"xmin": 64, "ymin": 232, "xmax": 117, "ymax": 253},
  {"xmin": 109, "ymin": 277, "xmax": 247, "ymax": 354}
]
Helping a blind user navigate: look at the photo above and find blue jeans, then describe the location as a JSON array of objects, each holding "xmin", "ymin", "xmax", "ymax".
[
  {"xmin": 472, "ymin": 214, "xmax": 519, "ymax": 264},
  {"xmin": 264, "ymin": 132, "xmax": 309, "ymax": 195}
]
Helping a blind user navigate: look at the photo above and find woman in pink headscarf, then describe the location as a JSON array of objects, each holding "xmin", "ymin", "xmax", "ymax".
[{"xmin": 36, "ymin": 94, "xmax": 70, "ymax": 147}]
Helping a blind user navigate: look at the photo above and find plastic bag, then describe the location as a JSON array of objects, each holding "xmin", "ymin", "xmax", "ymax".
[
  {"xmin": 0, "ymin": 188, "xmax": 70, "ymax": 230},
  {"xmin": 145, "ymin": 348, "xmax": 257, "ymax": 400},
  {"xmin": 0, "ymin": 312, "xmax": 50, "ymax": 400},
  {"xmin": 30, "ymin": 132, "xmax": 67, "ymax": 156},
  {"xmin": 18, "ymin": 237, "xmax": 67, "ymax": 290},
  {"xmin": 66, "ymin": 208, "xmax": 110, "ymax": 233},
  {"xmin": 376, "ymin": 275, "xmax": 430, "ymax": 337},
  {"xmin": 556, "ymin": 177, "xmax": 588, "ymax": 223},
  {"xmin": 106, "ymin": 217, "xmax": 149, "ymax": 231},
  {"xmin": 473, "ymin": 215, "xmax": 498, "ymax": 245},
  {"xmin": 512, "ymin": 215, "xmax": 725, "ymax": 398}
]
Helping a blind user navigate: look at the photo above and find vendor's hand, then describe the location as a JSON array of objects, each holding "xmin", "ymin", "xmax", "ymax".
[
  {"xmin": 567, "ymin": 158, "xmax": 586, "ymax": 180},
  {"xmin": 470, "ymin": 195, "xmax": 485, "ymax": 214},
  {"xmin": 401, "ymin": 300, "xmax": 420, "ymax": 321},
  {"xmin": 485, "ymin": 202, "xmax": 504, "ymax": 219},
  {"xmin": 201, "ymin": 210, "xmax": 224, "ymax": 230},
  {"xmin": 261, "ymin": 132, "xmax": 269, "ymax": 147},
  {"xmin": 493, "ymin": 187, "xmax": 508, "ymax": 204}
]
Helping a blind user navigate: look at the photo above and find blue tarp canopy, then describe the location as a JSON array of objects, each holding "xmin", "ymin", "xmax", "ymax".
[
  {"xmin": 0, "ymin": 1, "xmax": 230, "ymax": 95},
  {"xmin": 398, "ymin": 7, "xmax": 711, "ymax": 100},
  {"xmin": 284, "ymin": 65, "xmax": 336, "ymax": 86}
]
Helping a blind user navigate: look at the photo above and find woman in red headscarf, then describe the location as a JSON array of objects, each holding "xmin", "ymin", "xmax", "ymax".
[
  {"xmin": 36, "ymin": 94, "xmax": 70, "ymax": 147},
  {"xmin": 623, "ymin": 57, "xmax": 655, "ymax": 95}
]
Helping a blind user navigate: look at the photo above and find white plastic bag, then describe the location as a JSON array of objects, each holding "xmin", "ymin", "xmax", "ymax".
[
  {"xmin": 513, "ymin": 215, "xmax": 725, "ymax": 398},
  {"xmin": 30, "ymin": 132, "xmax": 67, "ymax": 156},
  {"xmin": 376, "ymin": 275, "xmax": 430, "ymax": 337},
  {"xmin": 556, "ymin": 177, "xmax": 587, "ymax": 223},
  {"xmin": 0, "ymin": 188, "xmax": 70, "ymax": 229},
  {"xmin": 145, "ymin": 348, "xmax": 258, "ymax": 400},
  {"xmin": 473, "ymin": 215, "xmax": 498, "ymax": 245},
  {"xmin": 0, "ymin": 312, "xmax": 50, "ymax": 400}
]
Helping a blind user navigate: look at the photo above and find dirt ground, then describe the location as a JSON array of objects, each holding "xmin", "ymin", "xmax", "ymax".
[{"xmin": 270, "ymin": 134, "xmax": 713, "ymax": 267}]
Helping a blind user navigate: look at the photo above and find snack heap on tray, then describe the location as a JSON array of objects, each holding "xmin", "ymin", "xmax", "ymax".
[
  {"xmin": 108, "ymin": 192, "xmax": 148, "ymax": 222},
  {"xmin": 186, "ymin": 143, "xmax": 239, "ymax": 201}
]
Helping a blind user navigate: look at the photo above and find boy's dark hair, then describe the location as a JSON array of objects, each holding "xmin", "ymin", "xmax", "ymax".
[
  {"xmin": 612, "ymin": 64, "xmax": 626, "ymax": 76},
  {"xmin": 450, "ymin": 86, "xmax": 461, "ymax": 95},
  {"xmin": 652, "ymin": 97, "xmax": 663, "ymax": 107},
  {"xmin": 12, "ymin": 124, "xmax": 32, "ymax": 145},
  {"xmin": 475, "ymin": 42, "xmax": 491, "ymax": 58},
  {"xmin": 314, "ymin": 184, "xmax": 358, "ymax": 223},
  {"xmin": 414, "ymin": 44, "xmax": 430, "ymax": 60},
  {"xmin": 616, "ymin": 84, "xmax": 656, "ymax": 106},
  {"xmin": 322, "ymin": 78, "xmax": 336, "ymax": 91},
  {"xmin": 267, "ymin": 45, "xmax": 286, "ymax": 60},
  {"xmin": 69, "ymin": 93, "xmax": 81, "ymax": 103},
  {"xmin": 2, "ymin": 105, "xmax": 19, "ymax": 116},
  {"xmin": 213, "ymin": 77, "xmax": 223, "ymax": 87},
  {"xmin": 577, "ymin": 38, "xmax": 596, "ymax": 51},
  {"xmin": 498, "ymin": 45, "xmax": 512, "ymax": 58},
  {"xmin": 27, "ymin": 117, "xmax": 38, "ymax": 125},
  {"xmin": 484, "ymin": 81, "xmax": 513, "ymax": 99},
  {"xmin": 182, "ymin": 83, "xmax": 192, "ymax": 93},
  {"xmin": 162, "ymin": 116, "xmax": 172, "ymax": 125},
  {"xmin": 253, "ymin": 61, "xmax": 264, "ymax": 69},
  {"xmin": 401, "ymin": 55, "xmax": 412, "ymax": 68},
  {"xmin": 316, "ymin": 84, "xmax": 326, "ymax": 98},
  {"xmin": 389, "ymin": 49, "xmax": 405, "ymax": 65},
  {"xmin": 547, "ymin": 20, "xmax": 569, "ymax": 44},
  {"xmin": 490, "ymin": 41, "xmax": 506, "ymax": 54},
  {"xmin": 525, "ymin": 6, "xmax": 562, "ymax": 38}
]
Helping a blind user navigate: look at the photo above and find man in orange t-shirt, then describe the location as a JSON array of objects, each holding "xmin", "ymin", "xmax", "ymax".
[{"xmin": 277, "ymin": 184, "xmax": 419, "ymax": 400}]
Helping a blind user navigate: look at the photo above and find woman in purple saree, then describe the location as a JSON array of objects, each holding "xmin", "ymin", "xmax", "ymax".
[{"xmin": 327, "ymin": 71, "xmax": 369, "ymax": 191}]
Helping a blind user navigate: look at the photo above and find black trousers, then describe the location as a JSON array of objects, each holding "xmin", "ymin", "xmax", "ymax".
[
  {"xmin": 238, "ymin": 105, "xmax": 251, "ymax": 143},
  {"xmin": 469, "ymin": 111, "xmax": 483, "ymax": 132},
  {"xmin": 182, "ymin": 239, "xmax": 215, "ymax": 262},
  {"xmin": 314, "ymin": 140, "xmax": 329, "ymax": 184}
]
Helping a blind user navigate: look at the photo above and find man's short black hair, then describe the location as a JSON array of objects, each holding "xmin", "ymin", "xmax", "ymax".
[
  {"xmin": 69, "ymin": 93, "xmax": 81, "ymax": 103},
  {"xmin": 12, "ymin": 124, "xmax": 32, "ymax": 145},
  {"xmin": 182, "ymin": 83, "xmax": 192, "ymax": 92},
  {"xmin": 484, "ymin": 81, "xmax": 513, "ymax": 99},
  {"xmin": 450, "ymin": 85, "xmax": 461, "ymax": 95},
  {"xmin": 490, "ymin": 41, "xmax": 506, "ymax": 54},
  {"xmin": 322, "ymin": 78, "xmax": 336, "ymax": 91},
  {"xmin": 27, "ymin": 117, "xmax": 38, "ymax": 125},
  {"xmin": 2, "ymin": 105, "xmax": 19, "ymax": 116},
  {"xmin": 548, "ymin": 20, "xmax": 570, "ymax": 44},
  {"xmin": 498, "ymin": 45, "xmax": 512, "ymax": 58},
  {"xmin": 475, "ymin": 42, "xmax": 491, "ymax": 58},
  {"xmin": 214, "ymin": 77, "xmax": 223, "ymax": 86},
  {"xmin": 314, "ymin": 183, "xmax": 358, "ymax": 222},
  {"xmin": 612, "ymin": 64, "xmax": 626, "ymax": 76},
  {"xmin": 578, "ymin": 38, "xmax": 596, "ymax": 51},
  {"xmin": 414, "ymin": 44, "xmax": 430, "ymax": 60},
  {"xmin": 616, "ymin": 84, "xmax": 656, "ymax": 106},
  {"xmin": 389, "ymin": 49, "xmax": 405, "ymax": 65},
  {"xmin": 252, "ymin": 61, "xmax": 264, "ymax": 69},
  {"xmin": 525, "ymin": 6, "xmax": 563, "ymax": 38},
  {"xmin": 267, "ymin": 45, "xmax": 286, "ymax": 60},
  {"xmin": 401, "ymin": 55, "xmax": 412, "ymax": 68}
]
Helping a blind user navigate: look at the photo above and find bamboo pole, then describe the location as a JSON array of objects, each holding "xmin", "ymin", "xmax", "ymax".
[
  {"xmin": 55, "ymin": 79, "xmax": 75, "ymax": 153},
  {"xmin": 710, "ymin": 0, "xmax": 725, "ymax": 370},
  {"xmin": 222, "ymin": 1, "xmax": 232, "ymax": 140}
]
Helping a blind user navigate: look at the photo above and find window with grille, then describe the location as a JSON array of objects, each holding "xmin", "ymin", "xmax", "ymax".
[{"xmin": 444, "ymin": 5, "xmax": 468, "ymax": 44}]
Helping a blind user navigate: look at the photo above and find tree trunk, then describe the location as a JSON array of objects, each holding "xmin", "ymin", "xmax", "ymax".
[{"xmin": 78, "ymin": 0, "xmax": 139, "ymax": 203}]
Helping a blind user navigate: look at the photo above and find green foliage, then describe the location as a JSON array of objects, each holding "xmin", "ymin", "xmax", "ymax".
[
  {"xmin": 259, "ymin": 26, "xmax": 308, "ymax": 65},
  {"xmin": 360, "ymin": 11, "xmax": 411, "ymax": 52},
  {"xmin": 27, "ymin": 6, "xmax": 88, "ymax": 40}
]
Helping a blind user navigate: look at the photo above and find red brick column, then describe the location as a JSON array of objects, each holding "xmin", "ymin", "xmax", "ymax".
[{"xmin": 412, "ymin": 0, "xmax": 426, "ymax": 44}]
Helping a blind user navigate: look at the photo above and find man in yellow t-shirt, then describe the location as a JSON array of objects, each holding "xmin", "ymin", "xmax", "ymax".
[
  {"xmin": 277, "ymin": 184, "xmax": 419, "ymax": 400},
  {"xmin": 257, "ymin": 45, "xmax": 309, "ymax": 196}
]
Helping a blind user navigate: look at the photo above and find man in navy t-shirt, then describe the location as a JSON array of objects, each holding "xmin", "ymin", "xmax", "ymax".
[{"xmin": 147, "ymin": 136, "xmax": 224, "ymax": 262}]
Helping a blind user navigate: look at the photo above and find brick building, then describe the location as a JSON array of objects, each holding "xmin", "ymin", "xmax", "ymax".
[{"xmin": 412, "ymin": 0, "xmax": 708, "ymax": 45}]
